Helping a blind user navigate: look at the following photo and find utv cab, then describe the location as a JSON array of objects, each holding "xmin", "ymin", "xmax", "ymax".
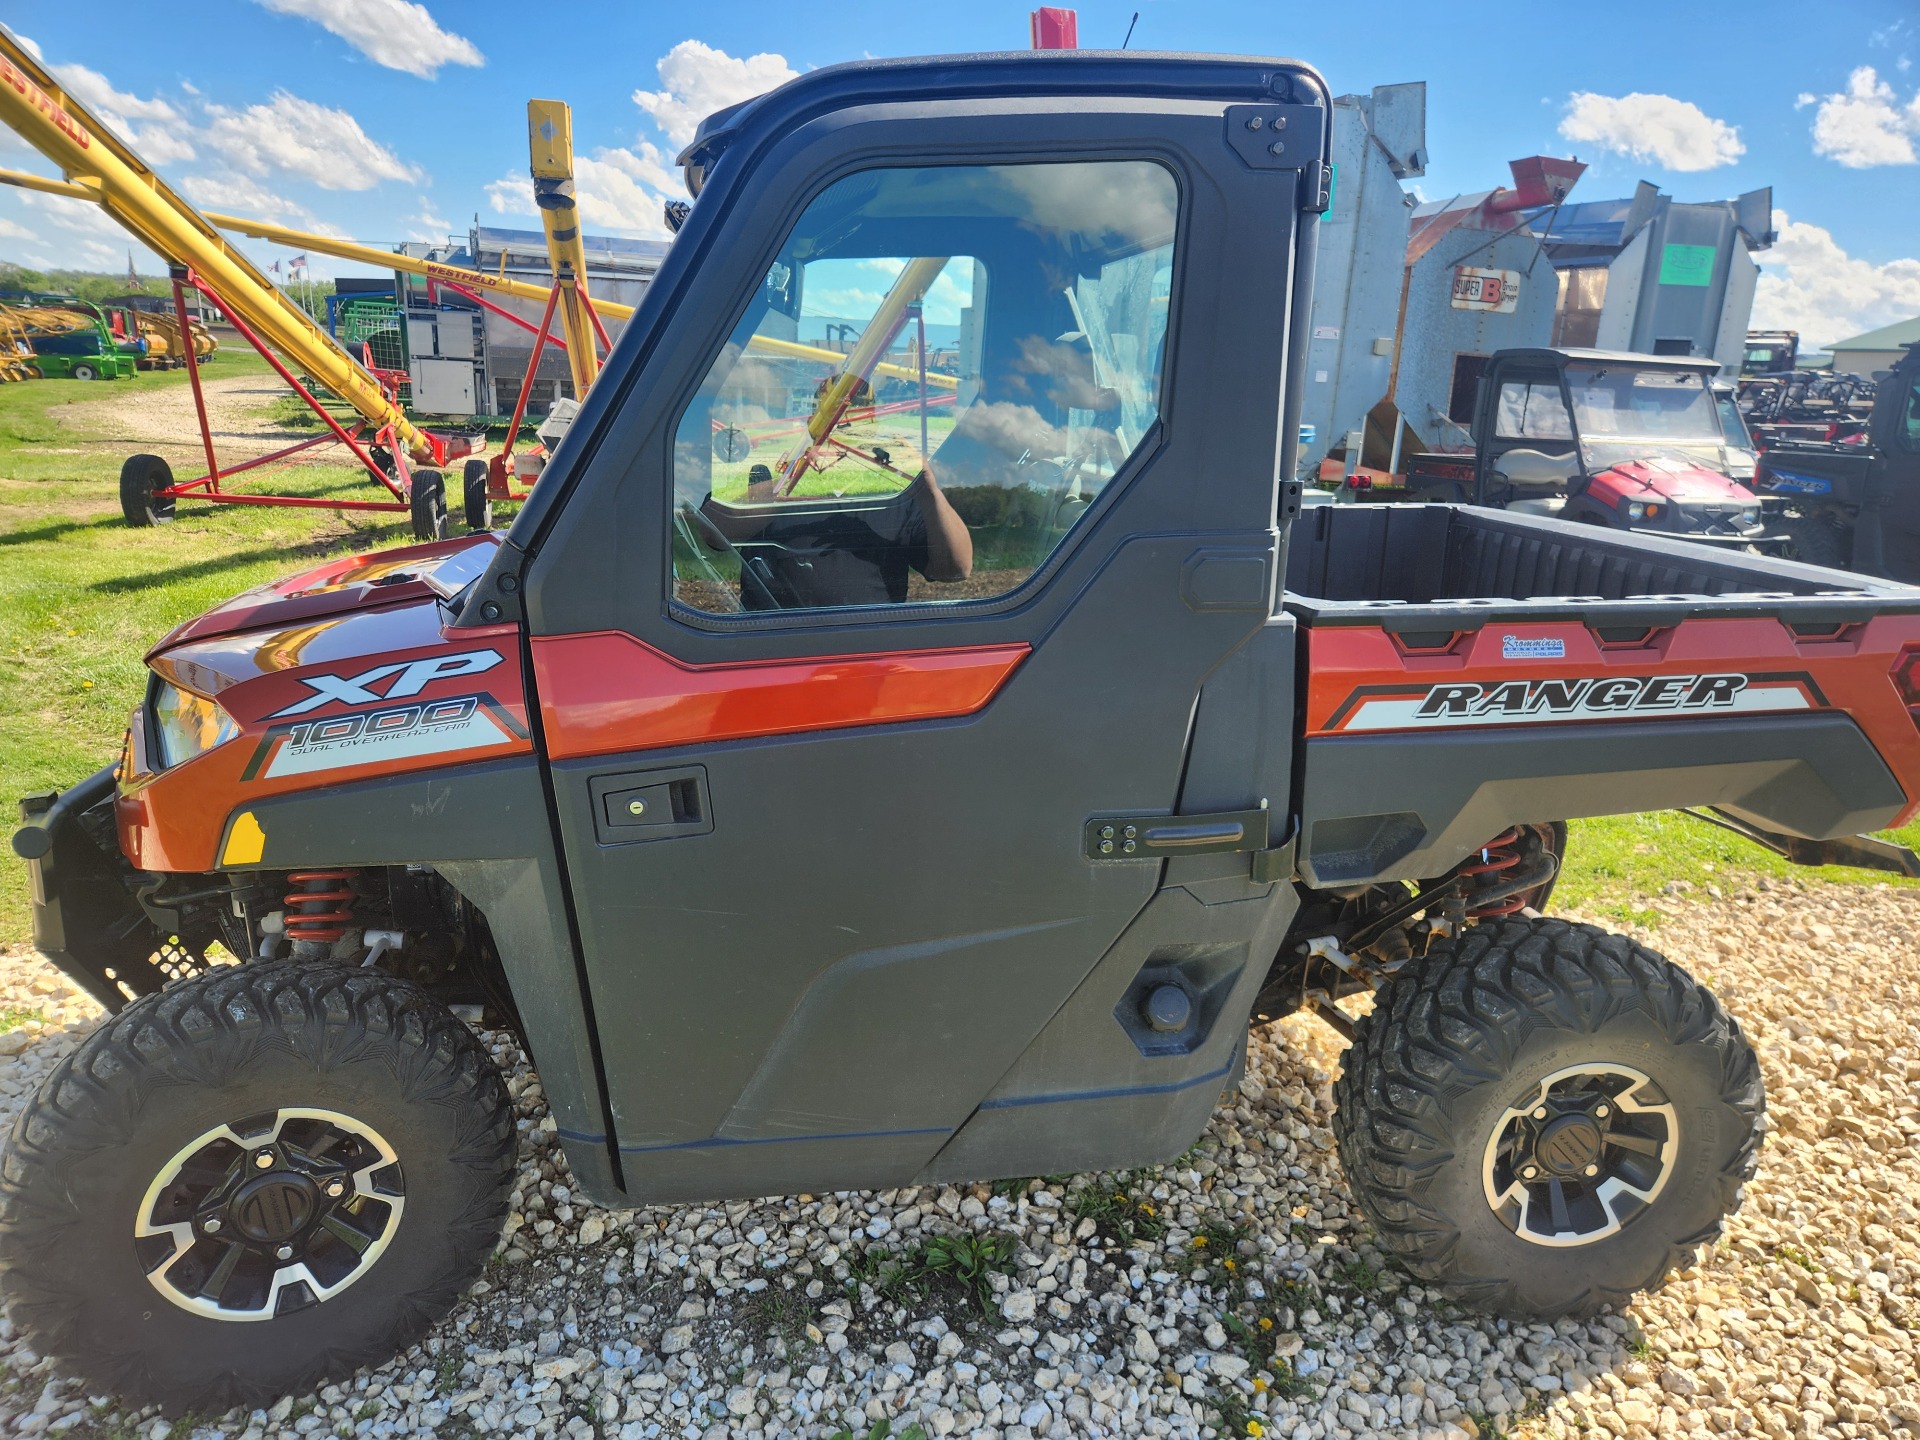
[{"xmin": 1407, "ymin": 348, "xmax": 1774, "ymax": 547}]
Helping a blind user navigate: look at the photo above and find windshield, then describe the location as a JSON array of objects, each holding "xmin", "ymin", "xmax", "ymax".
[
  {"xmin": 1714, "ymin": 391, "xmax": 1754, "ymax": 453},
  {"xmin": 1566, "ymin": 366, "xmax": 1720, "ymax": 456}
]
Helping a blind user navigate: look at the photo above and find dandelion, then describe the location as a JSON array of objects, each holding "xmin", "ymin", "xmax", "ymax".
[
  {"xmin": 1193, "ymin": 1235, "xmax": 1209, "ymax": 1248},
  {"xmin": 1257, "ymin": 1317, "xmax": 1274, "ymax": 1331},
  {"xmin": 82, "ymin": 680, "xmax": 93, "ymax": 688},
  {"xmin": 1248, "ymin": 1423, "xmax": 1265, "ymax": 1437},
  {"xmin": 1139, "ymin": 1204, "xmax": 1155, "ymax": 1217},
  {"xmin": 1224, "ymin": 1258, "xmax": 1238, "ymax": 1271},
  {"xmin": 1254, "ymin": 1376, "xmax": 1269, "ymax": 1393}
]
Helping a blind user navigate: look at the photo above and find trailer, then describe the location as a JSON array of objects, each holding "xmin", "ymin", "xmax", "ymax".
[{"xmin": 0, "ymin": 31, "xmax": 474, "ymax": 531}]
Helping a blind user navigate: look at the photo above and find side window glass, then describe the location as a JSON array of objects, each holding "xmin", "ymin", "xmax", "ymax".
[
  {"xmin": 1494, "ymin": 381, "xmax": 1572, "ymax": 443},
  {"xmin": 670, "ymin": 161, "xmax": 1179, "ymax": 614},
  {"xmin": 1903, "ymin": 379, "xmax": 1920, "ymax": 454}
]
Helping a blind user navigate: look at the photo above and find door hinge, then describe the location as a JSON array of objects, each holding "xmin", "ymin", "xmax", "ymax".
[
  {"xmin": 1086, "ymin": 806, "xmax": 1294, "ymax": 882},
  {"xmin": 1225, "ymin": 104, "xmax": 1328, "ymax": 179}
]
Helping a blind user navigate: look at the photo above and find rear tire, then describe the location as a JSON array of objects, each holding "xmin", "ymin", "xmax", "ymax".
[
  {"xmin": 119, "ymin": 453, "xmax": 176, "ymax": 528},
  {"xmin": 463, "ymin": 458, "xmax": 493, "ymax": 532},
  {"xmin": 410, "ymin": 468, "xmax": 449, "ymax": 541},
  {"xmin": 0, "ymin": 962, "xmax": 514, "ymax": 1411},
  {"xmin": 70, "ymin": 362, "xmax": 98, "ymax": 382},
  {"xmin": 1331, "ymin": 916, "xmax": 1762, "ymax": 1317},
  {"xmin": 1779, "ymin": 511, "xmax": 1850, "ymax": 570}
]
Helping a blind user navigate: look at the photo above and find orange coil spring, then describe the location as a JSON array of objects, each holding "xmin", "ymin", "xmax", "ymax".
[
  {"xmin": 1461, "ymin": 829, "xmax": 1527, "ymax": 918},
  {"xmin": 285, "ymin": 870, "xmax": 357, "ymax": 944}
]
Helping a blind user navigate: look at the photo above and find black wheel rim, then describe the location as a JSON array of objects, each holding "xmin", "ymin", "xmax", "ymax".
[
  {"xmin": 1481, "ymin": 1063, "xmax": 1677, "ymax": 1247},
  {"xmin": 135, "ymin": 1107, "xmax": 405, "ymax": 1320}
]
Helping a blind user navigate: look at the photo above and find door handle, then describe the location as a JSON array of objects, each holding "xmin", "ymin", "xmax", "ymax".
[{"xmin": 588, "ymin": 765, "xmax": 712, "ymax": 845}]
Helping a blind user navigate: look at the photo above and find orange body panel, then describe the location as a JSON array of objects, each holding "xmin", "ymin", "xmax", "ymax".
[
  {"xmin": 1304, "ymin": 614, "xmax": 1920, "ymax": 826},
  {"xmin": 531, "ymin": 631, "xmax": 1030, "ymax": 762},
  {"xmin": 119, "ymin": 617, "xmax": 531, "ymax": 874}
]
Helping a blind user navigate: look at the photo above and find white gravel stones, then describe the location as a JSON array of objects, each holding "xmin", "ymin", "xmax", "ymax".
[{"xmin": 2, "ymin": 873, "xmax": 1918, "ymax": 1438}]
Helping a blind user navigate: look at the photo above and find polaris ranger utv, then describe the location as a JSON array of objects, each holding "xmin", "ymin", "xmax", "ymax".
[
  {"xmin": 12, "ymin": 52, "xmax": 1920, "ymax": 1411},
  {"xmin": 1756, "ymin": 341, "xmax": 1920, "ymax": 579}
]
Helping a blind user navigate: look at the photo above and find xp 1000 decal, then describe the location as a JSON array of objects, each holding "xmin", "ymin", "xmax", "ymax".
[
  {"xmin": 240, "ymin": 649, "xmax": 527, "ymax": 779},
  {"xmin": 1322, "ymin": 671, "xmax": 1825, "ymax": 734}
]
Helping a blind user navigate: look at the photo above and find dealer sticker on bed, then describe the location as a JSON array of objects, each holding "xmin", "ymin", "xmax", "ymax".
[{"xmin": 1502, "ymin": 634, "xmax": 1565, "ymax": 660}]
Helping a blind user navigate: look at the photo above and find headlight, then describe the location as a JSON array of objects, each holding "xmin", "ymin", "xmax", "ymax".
[
  {"xmin": 152, "ymin": 682, "xmax": 239, "ymax": 769},
  {"xmin": 1742, "ymin": 507, "xmax": 1760, "ymax": 526},
  {"xmin": 1627, "ymin": 502, "xmax": 1646, "ymax": 520}
]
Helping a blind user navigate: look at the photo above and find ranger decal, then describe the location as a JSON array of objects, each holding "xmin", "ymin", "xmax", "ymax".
[{"xmin": 1325, "ymin": 672, "xmax": 1824, "ymax": 733}]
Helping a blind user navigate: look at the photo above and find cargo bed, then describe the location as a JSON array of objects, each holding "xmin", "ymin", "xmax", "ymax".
[{"xmin": 1283, "ymin": 504, "xmax": 1920, "ymax": 629}]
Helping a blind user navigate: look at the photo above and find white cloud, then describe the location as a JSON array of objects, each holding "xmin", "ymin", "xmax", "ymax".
[
  {"xmin": 1809, "ymin": 66, "xmax": 1920, "ymax": 168},
  {"xmin": 180, "ymin": 169, "xmax": 312, "ymax": 221},
  {"xmin": 405, "ymin": 206, "xmax": 453, "ymax": 243},
  {"xmin": 1558, "ymin": 91, "xmax": 1744, "ymax": 172},
  {"xmin": 632, "ymin": 40, "xmax": 797, "ymax": 150},
  {"xmin": 252, "ymin": 0, "xmax": 483, "ymax": 79},
  {"xmin": 205, "ymin": 92, "xmax": 421, "ymax": 190},
  {"xmin": 1752, "ymin": 209, "xmax": 1920, "ymax": 348},
  {"xmin": 0, "ymin": 217, "xmax": 29, "ymax": 239},
  {"xmin": 1794, "ymin": 93, "xmax": 1817, "ymax": 109},
  {"xmin": 48, "ymin": 61, "xmax": 196, "ymax": 164},
  {"xmin": 487, "ymin": 141, "xmax": 680, "ymax": 239}
]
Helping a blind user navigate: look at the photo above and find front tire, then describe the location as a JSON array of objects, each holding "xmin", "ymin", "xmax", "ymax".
[
  {"xmin": 409, "ymin": 468, "xmax": 449, "ymax": 541},
  {"xmin": 70, "ymin": 362, "xmax": 98, "ymax": 382},
  {"xmin": 0, "ymin": 962, "xmax": 514, "ymax": 1411},
  {"xmin": 1779, "ymin": 511, "xmax": 1851, "ymax": 570},
  {"xmin": 1332, "ymin": 916, "xmax": 1762, "ymax": 1317}
]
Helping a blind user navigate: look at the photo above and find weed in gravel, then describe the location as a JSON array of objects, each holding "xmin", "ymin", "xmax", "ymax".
[
  {"xmin": 0, "ymin": 1008, "xmax": 44, "ymax": 1033},
  {"xmin": 744, "ymin": 1282, "xmax": 818, "ymax": 1358},
  {"xmin": 1067, "ymin": 1169, "xmax": 1168, "ymax": 1248},
  {"xmin": 825, "ymin": 1422, "xmax": 928, "ymax": 1440},
  {"xmin": 846, "ymin": 1231, "xmax": 1019, "ymax": 1321},
  {"xmin": 1328, "ymin": 1254, "xmax": 1381, "ymax": 1296},
  {"xmin": 435, "ymin": 1350, "xmax": 464, "ymax": 1395}
]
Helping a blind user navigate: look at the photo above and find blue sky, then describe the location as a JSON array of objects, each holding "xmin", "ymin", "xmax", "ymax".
[{"xmin": 2, "ymin": 0, "xmax": 1916, "ymax": 346}]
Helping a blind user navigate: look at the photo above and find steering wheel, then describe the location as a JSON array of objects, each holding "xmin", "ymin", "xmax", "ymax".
[{"xmin": 679, "ymin": 501, "xmax": 782, "ymax": 610}]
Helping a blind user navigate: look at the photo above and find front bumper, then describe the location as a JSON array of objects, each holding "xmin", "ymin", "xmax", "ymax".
[
  {"xmin": 12, "ymin": 764, "xmax": 166, "ymax": 1012},
  {"xmin": 1626, "ymin": 523, "xmax": 1787, "ymax": 552}
]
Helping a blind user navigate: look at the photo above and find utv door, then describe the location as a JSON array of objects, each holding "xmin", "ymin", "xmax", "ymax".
[
  {"xmin": 1859, "ymin": 362, "xmax": 1920, "ymax": 580},
  {"xmin": 486, "ymin": 56, "xmax": 1327, "ymax": 1201}
]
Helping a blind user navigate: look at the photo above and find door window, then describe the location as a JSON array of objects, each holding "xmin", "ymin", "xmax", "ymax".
[
  {"xmin": 1902, "ymin": 377, "xmax": 1920, "ymax": 453},
  {"xmin": 1494, "ymin": 380, "xmax": 1573, "ymax": 442},
  {"xmin": 671, "ymin": 161, "xmax": 1179, "ymax": 614}
]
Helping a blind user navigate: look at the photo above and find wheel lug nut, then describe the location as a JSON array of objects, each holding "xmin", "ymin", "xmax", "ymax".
[
  {"xmin": 202, "ymin": 1217, "xmax": 222, "ymax": 1234},
  {"xmin": 325, "ymin": 1179, "xmax": 346, "ymax": 1199},
  {"xmin": 1532, "ymin": 1107, "xmax": 1548, "ymax": 1120},
  {"xmin": 1594, "ymin": 1104, "xmax": 1610, "ymax": 1118},
  {"xmin": 1521, "ymin": 1165, "xmax": 1538, "ymax": 1179},
  {"xmin": 275, "ymin": 1244, "xmax": 294, "ymax": 1260},
  {"xmin": 1584, "ymin": 1164, "xmax": 1600, "ymax": 1177},
  {"xmin": 253, "ymin": 1151, "xmax": 275, "ymax": 1170}
]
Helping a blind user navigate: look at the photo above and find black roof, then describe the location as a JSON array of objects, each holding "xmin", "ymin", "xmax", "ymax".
[
  {"xmin": 1495, "ymin": 346, "xmax": 1721, "ymax": 373},
  {"xmin": 678, "ymin": 50, "xmax": 1328, "ymax": 193}
]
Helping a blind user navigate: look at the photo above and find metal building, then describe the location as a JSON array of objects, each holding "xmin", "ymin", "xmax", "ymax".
[
  {"xmin": 1531, "ymin": 185, "xmax": 1774, "ymax": 371},
  {"xmin": 1388, "ymin": 158, "xmax": 1583, "ymax": 456},
  {"xmin": 1297, "ymin": 82, "xmax": 1425, "ymax": 476},
  {"xmin": 385, "ymin": 225, "xmax": 669, "ymax": 419}
]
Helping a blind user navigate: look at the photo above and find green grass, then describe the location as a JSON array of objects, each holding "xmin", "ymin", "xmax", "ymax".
[
  {"xmin": 0, "ymin": 350, "xmax": 425, "ymax": 939},
  {"xmin": 1556, "ymin": 809, "xmax": 1920, "ymax": 927},
  {"xmin": 0, "ymin": 1008, "xmax": 45, "ymax": 1033}
]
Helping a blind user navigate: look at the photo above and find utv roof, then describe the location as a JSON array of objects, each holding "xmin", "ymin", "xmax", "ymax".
[
  {"xmin": 1497, "ymin": 347, "xmax": 1722, "ymax": 373},
  {"xmin": 677, "ymin": 50, "xmax": 1328, "ymax": 194}
]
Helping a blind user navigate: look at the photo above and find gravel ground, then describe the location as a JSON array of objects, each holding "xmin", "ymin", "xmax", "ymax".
[
  {"xmin": 56, "ymin": 375, "xmax": 314, "ymax": 464},
  {"xmin": 1, "ymin": 875, "xmax": 1916, "ymax": 1440}
]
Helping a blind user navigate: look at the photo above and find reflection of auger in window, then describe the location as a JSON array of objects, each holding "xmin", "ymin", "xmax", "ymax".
[{"xmin": 774, "ymin": 256, "xmax": 951, "ymax": 495}]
